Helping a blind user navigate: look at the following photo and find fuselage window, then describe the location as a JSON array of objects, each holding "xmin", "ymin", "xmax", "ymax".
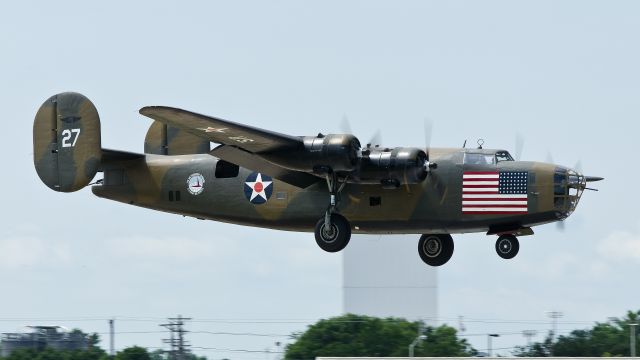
[
  {"xmin": 215, "ymin": 160, "xmax": 240, "ymax": 178},
  {"xmin": 464, "ymin": 153, "xmax": 495, "ymax": 165},
  {"xmin": 495, "ymin": 151, "xmax": 514, "ymax": 162}
]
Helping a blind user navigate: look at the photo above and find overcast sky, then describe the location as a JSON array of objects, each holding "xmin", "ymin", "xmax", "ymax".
[{"xmin": 1, "ymin": 0, "xmax": 639, "ymax": 357}]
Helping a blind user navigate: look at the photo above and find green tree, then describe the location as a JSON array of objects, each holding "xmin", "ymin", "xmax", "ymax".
[
  {"xmin": 516, "ymin": 310, "xmax": 640, "ymax": 357},
  {"xmin": 147, "ymin": 350, "xmax": 206, "ymax": 360},
  {"xmin": 115, "ymin": 346, "xmax": 150, "ymax": 360},
  {"xmin": 3, "ymin": 347, "xmax": 108, "ymax": 360},
  {"xmin": 284, "ymin": 314, "xmax": 474, "ymax": 360}
]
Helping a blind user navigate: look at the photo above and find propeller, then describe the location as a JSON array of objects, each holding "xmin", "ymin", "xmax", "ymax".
[
  {"xmin": 420, "ymin": 117, "xmax": 448, "ymax": 202},
  {"xmin": 339, "ymin": 114, "xmax": 352, "ymax": 135},
  {"xmin": 368, "ymin": 129, "xmax": 383, "ymax": 148},
  {"xmin": 515, "ymin": 133, "xmax": 525, "ymax": 161},
  {"xmin": 424, "ymin": 117, "xmax": 433, "ymax": 150}
]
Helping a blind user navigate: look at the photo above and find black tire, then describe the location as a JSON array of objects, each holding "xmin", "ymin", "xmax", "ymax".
[
  {"xmin": 314, "ymin": 214, "xmax": 351, "ymax": 253},
  {"xmin": 418, "ymin": 234, "xmax": 454, "ymax": 266},
  {"xmin": 495, "ymin": 235, "xmax": 519, "ymax": 259}
]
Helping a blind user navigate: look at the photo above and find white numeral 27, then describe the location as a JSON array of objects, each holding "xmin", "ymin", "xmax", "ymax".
[{"xmin": 61, "ymin": 128, "xmax": 81, "ymax": 147}]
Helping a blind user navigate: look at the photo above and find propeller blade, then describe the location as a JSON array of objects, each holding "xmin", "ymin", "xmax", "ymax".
[
  {"xmin": 424, "ymin": 117, "xmax": 433, "ymax": 150},
  {"xmin": 546, "ymin": 151, "xmax": 554, "ymax": 164},
  {"xmin": 556, "ymin": 220, "xmax": 566, "ymax": 232},
  {"xmin": 340, "ymin": 114, "xmax": 352, "ymax": 134},
  {"xmin": 368, "ymin": 129, "xmax": 382, "ymax": 147},
  {"xmin": 574, "ymin": 160, "xmax": 583, "ymax": 173},
  {"xmin": 515, "ymin": 133, "xmax": 525, "ymax": 161}
]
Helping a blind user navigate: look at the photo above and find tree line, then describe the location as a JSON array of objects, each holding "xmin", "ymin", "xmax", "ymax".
[{"xmin": 3, "ymin": 310, "xmax": 640, "ymax": 359}]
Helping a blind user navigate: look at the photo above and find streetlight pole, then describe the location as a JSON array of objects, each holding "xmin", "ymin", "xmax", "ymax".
[
  {"xmin": 522, "ymin": 330, "xmax": 537, "ymax": 347},
  {"xmin": 408, "ymin": 335, "xmax": 426, "ymax": 357},
  {"xmin": 487, "ymin": 334, "xmax": 499, "ymax": 357},
  {"xmin": 630, "ymin": 323, "xmax": 638, "ymax": 358}
]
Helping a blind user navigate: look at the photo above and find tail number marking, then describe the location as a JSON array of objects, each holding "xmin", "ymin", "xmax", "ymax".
[{"xmin": 61, "ymin": 128, "xmax": 81, "ymax": 147}]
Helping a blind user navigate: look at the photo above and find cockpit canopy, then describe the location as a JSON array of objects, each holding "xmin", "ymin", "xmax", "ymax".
[{"xmin": 463, "ymin": 150, "xmax": 514, "ymax": 165}]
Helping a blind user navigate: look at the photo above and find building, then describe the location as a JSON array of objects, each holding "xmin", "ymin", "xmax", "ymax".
[
  {"xmin": 343, "ymin": 234, "xmax": 438, "ymax": 322},
  {"xmin": 1, "ymin": 326, "xmax": 88, "ymax": 356}
]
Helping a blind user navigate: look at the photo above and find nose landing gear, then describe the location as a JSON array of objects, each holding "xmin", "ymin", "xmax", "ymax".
[{"xmin": 495, "ymin": 234, "xmax": 519, "ymax": 259}]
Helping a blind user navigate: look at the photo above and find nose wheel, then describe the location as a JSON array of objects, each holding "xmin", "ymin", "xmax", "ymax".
[
  {"xmin": 495, "ymin": 234, "xmax": 519, "ymax": 259},
  {"xmin": 418, "ymin": 234, "xmax": 454, "ymax": 266}
]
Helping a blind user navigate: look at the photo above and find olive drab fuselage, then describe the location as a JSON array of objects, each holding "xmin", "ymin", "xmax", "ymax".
[{"xmin": 91, "ymin": 149, "xmax": 572, "ymax": 235}]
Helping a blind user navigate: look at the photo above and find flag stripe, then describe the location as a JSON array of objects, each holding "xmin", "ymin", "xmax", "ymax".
[
  {"xmin": 463, "ymin": 194, "xmax": 528, "ymax": 199},
  {"xmin": 462, "ymin": 201, "xmax": 528, "ymax": 206},
  {"xmin": 463, "ymin": 189, "xmax": 499, "ymax": 193},
  {"xmin": 462, "ymin": 208, "xmax": 528, "ymax": 215},
  {"xmin": 462, "ymin": 181, "xmax": 499, "ymax": 186}
]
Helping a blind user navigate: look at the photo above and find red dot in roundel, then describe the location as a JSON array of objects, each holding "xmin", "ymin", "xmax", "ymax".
[{"xmin": 254, "ymin": 182, "xmax": 263, "ymax": 193}]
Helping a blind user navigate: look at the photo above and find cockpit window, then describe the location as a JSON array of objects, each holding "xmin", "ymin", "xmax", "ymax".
[
  {"xmin": 495, "ymin": 151, "xmax": 514, "ymax": 162},
  {"xmin": 463, "ymin": 153, "xmax": 495, "ymax": 165}
]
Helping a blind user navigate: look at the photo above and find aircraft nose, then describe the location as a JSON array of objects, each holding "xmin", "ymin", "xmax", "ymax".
[{"xmin": 553, "ymin": 167, "xmax": 587, "ymax": 219}]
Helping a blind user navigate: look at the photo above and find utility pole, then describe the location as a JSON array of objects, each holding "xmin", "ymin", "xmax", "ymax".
[
  {"xmin": 487, "ymin": 334, "xmax": 499, "ymax": 357},
  {"xmin": 630, "ymin": 323, "xmax": 638, "ymax": 358},
  {"xmin": 522, "ymin": 330, "xmax": 537, "ymax": 347},
  {"xmin": 547, "ymin": 311, "xmax": 563, "ymax": 356},
  {"xmin": 161, "ymin": 315, "xmax": 192, "ymax": 360},
  {"xmin": 109, "ymin": 318, "xmax": 115, "ymax": 357}
]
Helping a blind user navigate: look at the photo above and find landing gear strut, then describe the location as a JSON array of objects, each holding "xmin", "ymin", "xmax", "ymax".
[
  {"xmin": 495, "ymin": 234, "xmax": 519, "ymax": 259},
  {"xmin": 314, "ymin": 172, "xmax": 351, "ymax": 252},
  {"xmin": 418, "ymin": 234, "xmax": 454, "ymax": 266}
]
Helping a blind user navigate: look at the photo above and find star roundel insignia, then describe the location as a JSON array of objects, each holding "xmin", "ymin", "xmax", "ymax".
[{"xmin": 244, "ymin": 172, "xmax": 273, "ymax": 204}]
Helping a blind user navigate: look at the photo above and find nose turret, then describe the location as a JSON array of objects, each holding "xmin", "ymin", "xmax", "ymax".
[{"xmin": 553, "ymin": 166, "xmax": 603, "ymax": 219}]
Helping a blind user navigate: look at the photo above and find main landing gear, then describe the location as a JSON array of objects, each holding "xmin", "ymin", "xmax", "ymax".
[
  {"xmin": 314, "ymin": 213, "xmax": 351, "ymax": 252},
  {"xmin": 314, "ymin": 172, "xmax": 352, "ymax": 253}
]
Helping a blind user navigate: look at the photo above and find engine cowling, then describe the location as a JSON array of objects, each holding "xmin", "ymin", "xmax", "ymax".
[
  {"xmin": 356, "ymin": 147, "xmax": 428, "ymax": 187},
  {"xmin": 262, "ymin": 134, "xmax": 361, "ymax": 173}
]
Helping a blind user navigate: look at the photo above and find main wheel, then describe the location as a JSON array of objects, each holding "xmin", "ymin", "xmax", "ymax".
[
  {"xmin": 495, "ymin": 234, "xmax": 519, "ymax": 259},
  {"xmin": 418, "ymin": 234, "xmax": 454, "ymax": 266},
  {"xmin": 314, "ymin": 214, "xmax": 351, "ymax": 252}
]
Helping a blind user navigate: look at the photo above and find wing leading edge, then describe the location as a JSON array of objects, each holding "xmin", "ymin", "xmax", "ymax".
[
  {"xmin": 139, "ymin": 106, "xmax": 302, "ymax": 153},
  {"xmin": 139, "ymin": 106, "xmax": 320, "ymax": 188}
]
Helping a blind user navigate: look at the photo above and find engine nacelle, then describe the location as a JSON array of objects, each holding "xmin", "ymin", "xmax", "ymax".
[
  {"xmin": 262, "ymin": 134, "xmax": 360, "ymax": 173},
  {"xmin": 356, "ymin": 147, "xmax": 428, "ymax": 187}
]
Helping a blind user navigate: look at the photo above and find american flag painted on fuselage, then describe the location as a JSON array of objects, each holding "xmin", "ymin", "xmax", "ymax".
[{"xmin": 462, "ymin": 171, "xmax": 528, "ymax": 214}]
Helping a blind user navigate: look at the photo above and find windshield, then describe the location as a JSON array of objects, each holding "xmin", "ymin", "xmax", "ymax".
[
  {"xmin": 495, "ymin": 151, "xmax": 514, "ymax": 162},
  {"xmin": 463, "ymin": 153, "xmax": 495, "ymax": 165}
]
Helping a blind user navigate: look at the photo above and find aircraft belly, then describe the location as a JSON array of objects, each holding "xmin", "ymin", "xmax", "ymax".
[{"xmin": 91, "ymin": 155, "xmax": 561, "ymax": 234}]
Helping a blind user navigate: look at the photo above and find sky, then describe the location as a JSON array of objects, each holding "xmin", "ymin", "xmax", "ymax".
[{"xmin": 1, "ymin": 0, "xmax": 639, "ymax": 357}]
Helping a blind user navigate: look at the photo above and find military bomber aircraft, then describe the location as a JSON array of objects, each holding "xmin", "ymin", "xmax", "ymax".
[{"xmin": 33, "ymin": 92, "xmax": 603, "ymax": 266}]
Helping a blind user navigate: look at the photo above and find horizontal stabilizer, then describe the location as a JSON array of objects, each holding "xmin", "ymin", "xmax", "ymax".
[{"xmin": 101, "ymin": 148, "xmax": 144, "ymax": 162}]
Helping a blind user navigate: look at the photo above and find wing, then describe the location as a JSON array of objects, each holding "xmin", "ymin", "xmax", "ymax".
[
  {"xmin": 139, "ymin": 106, "xmax": 321, "ymax": 188},
  {"xmin": 210, "ymin": 145, "xmax": 320, "ymax": 188},
  {"xmin": 139, "ymin": 106, "xmax": 302, "ymax": 153}
]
